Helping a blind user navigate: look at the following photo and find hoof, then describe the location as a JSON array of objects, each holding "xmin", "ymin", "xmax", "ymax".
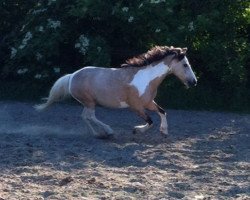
[
  {"xmin": 106, "ymin": 132, "xmax": 114, "ymax": 139},
  {"xmin": 95, "ymin": 134, "xmax": 109, "ymax": 139},
  {"xmin": 133, "ymin": 128, "xmax": 141, "ymax": 134},
  {"xmin": 160, "ymin": 132, "xmax": 168, "ymax": 138},
  {"xmin": 160, "ymin": 128, "xmax": 168, "ymax": 137},
  {"xmin": 160, "ymin": 126, "xmax": 168, "ymax": 135},
  {"xmin": 106, "ymin": 128, "xmax": 114, "ymax": 135},
  {"xmin": 95, "ymin": 132, "xmax": 114, "ymax": 140}
]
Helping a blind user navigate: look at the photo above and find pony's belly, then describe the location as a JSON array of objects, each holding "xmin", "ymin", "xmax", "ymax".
[
  {"xmin": 93, "ymin": 80, "xmax": 129, "ymax": 108},
  {"xmin": 97, "ymin": 100, "xmax": 129, "ymax": 109},
  {"xmin": 97, "ymin": 97, "xmax": 128, "ymax": 108},
  {"xmin": 95, "ymin": 93, "xmax": 129, "ymax": 109}
]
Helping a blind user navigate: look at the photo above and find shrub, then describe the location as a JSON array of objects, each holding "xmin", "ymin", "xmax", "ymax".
[{"xmin": 0, "ymin": 0, "xmax": 249, "ymax": 111}]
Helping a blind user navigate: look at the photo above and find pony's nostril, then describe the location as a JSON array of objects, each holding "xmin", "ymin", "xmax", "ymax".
[
  {"xmin": 193, "ymin": 79, "xmax": 197, "ymax": 86},
  {"xmin": 188, "ymin": 79, "xmax": 197, "ymax": 87}
]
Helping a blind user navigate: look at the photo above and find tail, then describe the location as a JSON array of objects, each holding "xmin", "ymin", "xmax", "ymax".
[{"xmin": 34, "ymin": 74, "xmax": 71, "ymax": 111}]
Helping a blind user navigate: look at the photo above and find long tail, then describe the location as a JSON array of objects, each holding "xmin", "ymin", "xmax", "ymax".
[{"xmin": 34, "ymin": 74, "xmax": 71, "ymax": 111}]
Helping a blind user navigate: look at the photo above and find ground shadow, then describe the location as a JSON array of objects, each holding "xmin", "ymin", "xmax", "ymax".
[{"xmin": 0, "ymin": 101, "xmax": 249, "ymax": 199}]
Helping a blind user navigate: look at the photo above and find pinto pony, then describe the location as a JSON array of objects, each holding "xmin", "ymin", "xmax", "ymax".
[{"xmin": 35, "ymin": 46, "xmax": 197, "ymax": 138}]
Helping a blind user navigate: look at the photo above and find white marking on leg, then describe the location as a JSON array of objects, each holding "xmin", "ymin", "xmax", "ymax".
[
  {"xmin": 134, "ymin": 123, "xmax": 153, "ymax": 133},
  {"xmin": 159, "ymin": 112, "xmax": 168, "ymax": 135},
  {"xmin": 92, "ymin": 116, "xmax": 114, "ymax": 135},
  {"xmin": 87, "ymin": 108, "xmax": 114, "ymax": 135},
  {"xmin": 129, "ymin": 62, "xmax": 169, "ymax": 96},
  {"xmin": 81, "ymin": 109, "xmax": 100, "ymax": 137}
]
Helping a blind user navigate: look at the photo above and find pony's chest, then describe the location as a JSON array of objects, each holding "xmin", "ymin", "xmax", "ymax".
[{"xmin": 129, "ymin": 64, "xmax": 168, "ymax": 96}]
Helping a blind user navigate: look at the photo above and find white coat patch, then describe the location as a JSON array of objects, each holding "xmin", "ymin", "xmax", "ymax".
[
  {"xmin": 119, "ymin": 101, "xmax": 129, "ymax": 108},
  {"xmin": 129, "ymin": 62, "xmax": 169, "ymax": 96}
]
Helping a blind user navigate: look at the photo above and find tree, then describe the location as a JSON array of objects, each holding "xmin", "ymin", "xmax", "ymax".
[{"xmin": 0, "ymin": 0, "xmax": 249, "ymax": 111}]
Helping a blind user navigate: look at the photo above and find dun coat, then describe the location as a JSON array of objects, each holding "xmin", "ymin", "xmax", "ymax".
[{"xmin": 35, "ymin": 46, "xmax": 197, "ymax": 138}]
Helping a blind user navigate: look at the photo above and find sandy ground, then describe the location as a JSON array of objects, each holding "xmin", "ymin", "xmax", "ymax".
[{"xmin": 0, "ymin": 101, "xmax": 249, "ymax": 200}]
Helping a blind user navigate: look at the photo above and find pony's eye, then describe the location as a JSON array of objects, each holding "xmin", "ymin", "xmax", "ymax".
[{"xmin": 183, "ymin": 64, "xmax": 188, "ymax": 68}]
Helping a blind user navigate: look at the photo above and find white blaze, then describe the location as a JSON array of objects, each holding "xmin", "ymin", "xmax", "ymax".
[
  {"xmin": 129, "ymin": 62, "xmax": 169, "ymax": 96},
  {"xmin": 184, "ymin": 56, "xmax": 191, "ymax": 66},
  {"xmin": 184, "ymin": 56, "xmax": 197, "ymax": 82}
]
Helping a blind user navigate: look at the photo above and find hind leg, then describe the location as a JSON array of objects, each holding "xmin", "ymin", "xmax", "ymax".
[
  {"xmin": 82, "ymin": 107, "xmax": 114, "ymax": 138},
  {"xmin": 86, "ymin": 108, "xmax": 114, "ymax": 135},
  {"xmin": 70, "ymin": 87, "xmax": 113, "ymax": 138},
  {"xmin": 81, "ymin": 108, "xmax": 100, "ymax": 137}
]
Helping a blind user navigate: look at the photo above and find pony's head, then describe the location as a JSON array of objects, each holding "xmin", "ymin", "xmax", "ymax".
[
  {"xmin": 169, "ymin": 48, "xmax": 197, "ymax": 88},
  {"xmin": 122, "ymin": 45, "xmax": 197, "ymax": 88}
]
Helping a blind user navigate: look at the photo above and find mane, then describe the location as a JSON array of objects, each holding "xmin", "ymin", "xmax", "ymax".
[{"xmin": 121, "ymin": 46, "xmax": 187, "ymax": 68}]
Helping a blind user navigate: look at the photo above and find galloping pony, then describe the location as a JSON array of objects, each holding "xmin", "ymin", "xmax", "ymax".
[{"xmin": 35, "ymin": 46, "xmax": 197, "ymax": 138}]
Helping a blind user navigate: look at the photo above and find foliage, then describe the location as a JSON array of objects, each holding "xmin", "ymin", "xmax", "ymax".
[{"xmin": 0, "ymin": 0, "xmax": 249, "ymax": 111}]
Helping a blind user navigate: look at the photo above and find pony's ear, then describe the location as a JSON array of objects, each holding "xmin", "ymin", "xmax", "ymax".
[
  {"xmin": 171, "ymin": 51, "xmax": 178, "ymax": 59},
  {"xmin": 182, "ymin": 47, "xmax": 188, "ymax": 54}
]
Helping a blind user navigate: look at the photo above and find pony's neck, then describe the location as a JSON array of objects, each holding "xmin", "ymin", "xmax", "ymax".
[{"xmin": 129, "ymin": 61, "xmax": 170, "ymax": 96}]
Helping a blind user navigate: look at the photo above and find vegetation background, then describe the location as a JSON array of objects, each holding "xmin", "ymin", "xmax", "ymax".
[{"xmin": 0, "ymin": 0, "xmax": 249, "ymax": 112}]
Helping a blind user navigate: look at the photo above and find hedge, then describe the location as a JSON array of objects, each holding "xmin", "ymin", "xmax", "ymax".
[{"xmin": 0, "ymin": 0, "xmax": 249, "ymax": 111}]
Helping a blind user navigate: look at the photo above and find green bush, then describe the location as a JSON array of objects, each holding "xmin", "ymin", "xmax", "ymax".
[{"xmin": 0, "ymin": 0, "xmax": 249, "ymax": 111}]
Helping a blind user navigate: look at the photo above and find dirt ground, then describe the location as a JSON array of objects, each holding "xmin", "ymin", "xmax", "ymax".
[{"xmin": 0, "ymin": 101, "xmax": 249, "ymax": 200}]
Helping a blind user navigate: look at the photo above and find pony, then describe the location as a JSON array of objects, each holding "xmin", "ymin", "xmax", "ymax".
[{"xmin": 35, "ymin": 46, "xmax": 197, "ymax": 138}]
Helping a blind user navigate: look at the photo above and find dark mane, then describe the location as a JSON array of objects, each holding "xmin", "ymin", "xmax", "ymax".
[{"xmin": 121, "ymin": 46, "xmax": 187, "ymax": 68}]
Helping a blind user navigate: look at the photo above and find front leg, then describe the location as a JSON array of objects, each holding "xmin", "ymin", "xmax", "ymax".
[
  {"xmin": 158, "ymin": 111, "xmax": 168, "ymax": 135},
  {"xmin": 133, "ymin": 110, "xmax": 153, "ymax": 134},
  {"xmin": 146, "ymin": 101, "xmax": 168, "ymax": 135},
  {"xmin": 156, "ymin": 104, "xmax": 168, "ymax": 135},
  {"xmin": 82, "ymin": 107, "xmax": 114, "ymax": 139}
]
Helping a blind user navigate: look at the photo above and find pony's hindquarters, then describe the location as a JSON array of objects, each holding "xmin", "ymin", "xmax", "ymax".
[{"xmin": 34, "ymin": 74, "xmax": 71, "ymax": 111}]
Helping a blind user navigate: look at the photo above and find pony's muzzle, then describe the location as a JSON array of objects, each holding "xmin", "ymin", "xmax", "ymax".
[{"xmin": 187, "ymin": 79, "xmax": 197, "ymax": 87}]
